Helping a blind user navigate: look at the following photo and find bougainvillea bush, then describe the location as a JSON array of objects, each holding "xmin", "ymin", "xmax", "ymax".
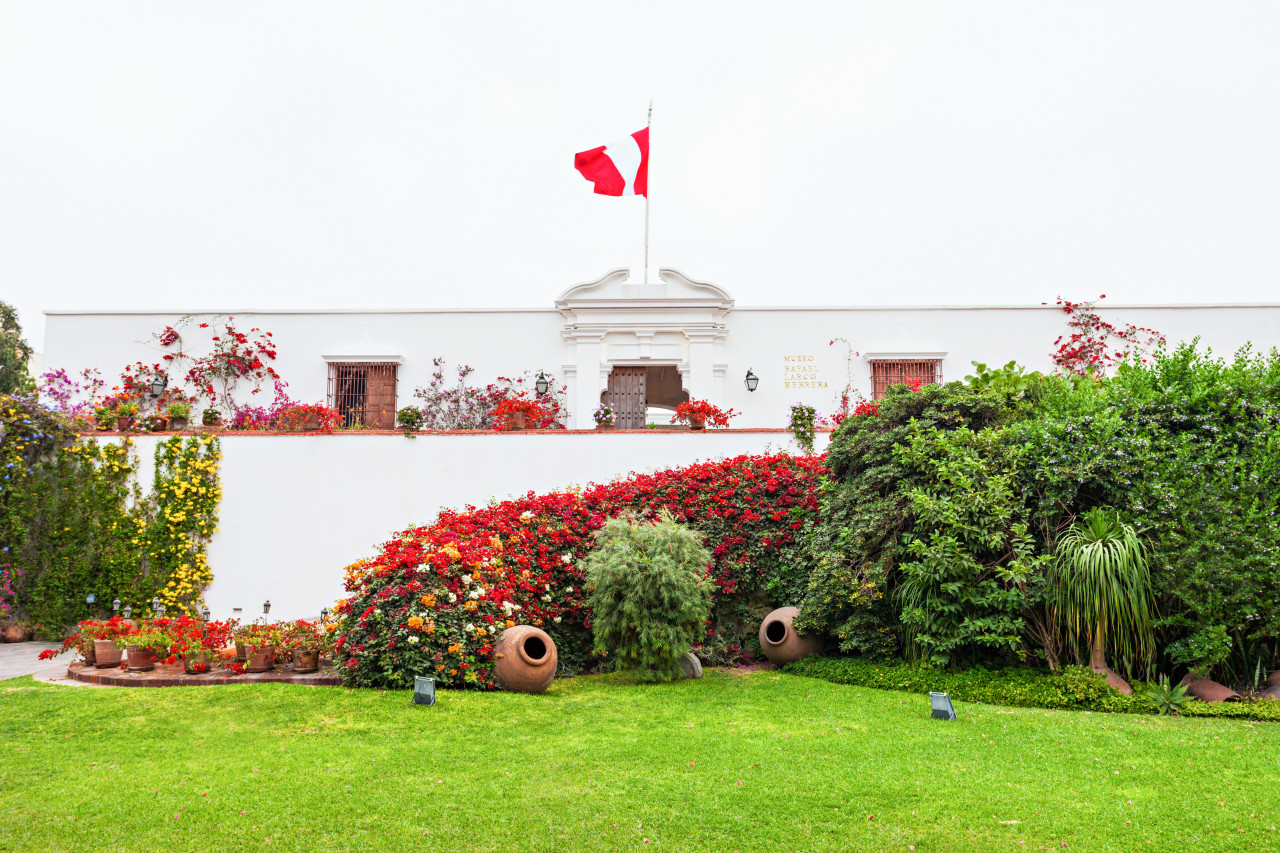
[{"xmin": 334, "ymin": 453, "xmax": 824, "ymax": 689}]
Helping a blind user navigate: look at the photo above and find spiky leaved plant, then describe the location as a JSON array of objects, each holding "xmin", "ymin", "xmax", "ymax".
[
  {"xmin": 1050, "ymin": 507, "xmax": 1155, "ymax": 694},
  {"xmin": 583, "ymin": 510, "xmax": 712, "ymax": 682}
]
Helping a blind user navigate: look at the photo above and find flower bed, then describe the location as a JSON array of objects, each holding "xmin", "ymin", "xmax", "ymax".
[{"xmin": 335, "ymin": 453, "xmax": 825, "ymax": 690}]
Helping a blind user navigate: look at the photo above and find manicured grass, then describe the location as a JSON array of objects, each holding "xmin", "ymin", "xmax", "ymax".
[{"xmin": 2, "ymin": 670, "xmax": 1277, "ymax": 852}]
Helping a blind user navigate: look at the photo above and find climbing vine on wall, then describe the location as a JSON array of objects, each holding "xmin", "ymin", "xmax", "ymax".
[{"xmin": 0, "ymin": 395, "xmax": 223, "ymax": 634}]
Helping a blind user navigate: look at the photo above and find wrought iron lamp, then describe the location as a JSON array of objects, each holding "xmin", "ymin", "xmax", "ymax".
[
  {"xmin": 112, "ymin": 599, "xmax": 121, "ymax": 615},
  {"xmin": 263, "ymin": 599, "xmax": 271, "ymax": 615},
  {"xmin": 930, "ymin": 691, "xmax": 957, "ymax": 721},
  {"xmin": 201, "ymin": 605, "xmax": 211, "ymax": 621},
  {"xmin": 149, "ymin": 374, "xmax": 168, "ymax": 397},
  {"xmin": 413, "ymin": 675, "xmax": 436, "ymax": 706},
  {"xmin": 122, "ymin": 604, "xmax": 133, "ymax": 619},
  {"xmin": 320, "ymin": 607, "xmax": 330, "ymax": 623},
  {"xmin": 535, "ymin": 372, "xmax": 550, "ymax": 396},
  {"xmin": 744, "ymin": 369, "xmax": 759, "ymax": 392}
]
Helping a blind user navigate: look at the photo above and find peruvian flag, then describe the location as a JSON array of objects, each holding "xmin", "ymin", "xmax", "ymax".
[{"xmin": 573, "ymin": 127, "xmax": 649, "ymax": 197}]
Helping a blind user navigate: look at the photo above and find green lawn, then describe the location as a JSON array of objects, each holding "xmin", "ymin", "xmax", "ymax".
[{"xmin": 2, "ymin": 670, "xmax": 1277, "ymax": 852}]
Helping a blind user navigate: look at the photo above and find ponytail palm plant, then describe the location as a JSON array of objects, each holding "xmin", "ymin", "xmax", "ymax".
[{"xmin": 1050, "ymin": 508, "xmax": 1154, "ymax": 694}]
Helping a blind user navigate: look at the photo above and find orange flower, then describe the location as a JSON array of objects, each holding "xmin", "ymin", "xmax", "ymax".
[
  {"xmin": 420, "ymin": 594, "xmax": 437, "ymax": 608},
  {"xmin": 464, "ymin": 600, "xmax": 478, "ymax": 612},
  {"xmin": 407, "ymin": 616, "xmax": 424, "ymax": 630},
  {"xmin": 504, "ymin": 620, "xmax": 515, "ymax": 628}
]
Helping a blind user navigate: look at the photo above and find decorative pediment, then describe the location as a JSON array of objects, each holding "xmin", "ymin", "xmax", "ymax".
[{"xmin": 555, "ymin": 268, "xmax": 734, "ymax": 310}]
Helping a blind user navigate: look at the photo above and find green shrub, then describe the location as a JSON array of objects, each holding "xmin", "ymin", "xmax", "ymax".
[
  {"xmin": 584, "ymin": 511, "xmax": 713, "ymax": 681},
  {"xmin": 786, "ymin": 656, "xmax": 1280, "ymax": 721}
]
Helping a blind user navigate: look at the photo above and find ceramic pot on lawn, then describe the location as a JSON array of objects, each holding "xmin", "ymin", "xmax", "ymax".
[
  {"xmin": 93, "ymin": 639, "xmax": 123, "ymax": 668},
  {"xmin": 125, "ymin": 645, "xmax": 156, "ymax": 672},
  {"xmin": 758, "ymin": 607, "xmax": 822, "ymax": 666},
  {"xmin": 244, "ymin": 643, "xmax": 275, "ymax": 673},
  {"xmin": 292, "ymin": 649, "xmax": 319, "ymax": 673},
  {"xmin": 492, "ymin": 625, "xmax": 557, "ymax": 694}
]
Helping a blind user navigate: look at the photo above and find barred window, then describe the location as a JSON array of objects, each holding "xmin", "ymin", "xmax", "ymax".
[
  {"xmin": 327, "ymin": 362, "xmax": 398, "ymax": 428},
  {"xmin": 869, "ymin": 359, "xmax": 943, "ymax": 400}
]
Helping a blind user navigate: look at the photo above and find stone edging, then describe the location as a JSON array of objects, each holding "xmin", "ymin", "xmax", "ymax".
[{"xmin": 68, "ymin": 662, "xmax": 342, "ymax": 687}]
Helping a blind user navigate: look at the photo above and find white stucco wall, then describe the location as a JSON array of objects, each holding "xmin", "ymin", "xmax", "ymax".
[
  {"xmin": 42, "ymin": 301, "xmax": 1280, "ymax": 430},
  {"xmin": 116, "ymin": 430, "xmax": 824, "ymax": 621}
]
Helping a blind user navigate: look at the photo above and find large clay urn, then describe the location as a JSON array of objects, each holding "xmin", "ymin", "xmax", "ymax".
[
  {"xmin": 492, "ymin": 625, "xmax": 557, "ymax": 694},
  {"xmin": 125, "ymin": 645, "xmax": 155, "ymax": 672},
  {"xmin": 93, "ymin": 639, "xmax": 123, "ymax": 668},
  {"xmin": 758, "ymin": 607, "xmax": 822, "ymax": 666}
]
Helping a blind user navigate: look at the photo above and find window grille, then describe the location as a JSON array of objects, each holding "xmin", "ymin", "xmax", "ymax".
[
  {"xmin": 869, "ymin": 359, "xmax": 943, "ymax": 400},
  {"xmin": 327, "ymin": 362, "xmax": 398, "ymax": 428}
]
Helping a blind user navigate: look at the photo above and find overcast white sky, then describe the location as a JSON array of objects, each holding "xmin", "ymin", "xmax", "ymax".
[{"xmin": 4, "ymin": 2, "xmax": 1279, "ymax": 351}]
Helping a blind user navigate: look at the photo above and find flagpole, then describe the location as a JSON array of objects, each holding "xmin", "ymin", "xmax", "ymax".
[{"xmin": 644, "ymin": 99, "xmax": 652, "ymax": 284}]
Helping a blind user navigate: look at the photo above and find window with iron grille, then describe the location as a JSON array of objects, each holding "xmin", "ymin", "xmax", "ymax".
[
  {"xmin": 869, "ymin": 359, "xmax": 943, "ymax": 400},
  {"xmin": 327, "ymin": 362, "xmax": 398, "ymax": 428}
]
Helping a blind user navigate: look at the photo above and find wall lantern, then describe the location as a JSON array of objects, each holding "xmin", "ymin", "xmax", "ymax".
[
  {"xmin": 151, "ymin": 596, "xmax": 161, "ymax": 614},
  {"xmin": 320, "ymin": 607, "xmax": 330, "ymax": 623},
  {"xmin": 535, "ymin": 372, "xmax": 550, "ymax": 396},
  {"xmin": 122, "ymin": 605, "xmax": 132, "ymax": 619},
  {"xmin": 744, "ymin": 369, "xmax": 760, "ymax": 392},
  {"xmin": 263, "ymin": 599, "xmax": 271, "ymax": 615},
  {"xmin": 201, "ymin": 606, "xmax": 211, "ymax": 621},
  {"xmin": 930, "ymin": 691, "xmax": 957, "ymax": 721},
  {"xmin": 149, "ymin": 374, "xmax": 168, "ymax": 398},
  {"xmin": 86, "ymin": 593, "xmax": 96, "ymax": 605},
  {"xmin": 413, "ymin": 675, "xmax": 437, "ymax": 706},
  {"xmin": 112, "ymin": 599, "xmax": 121, "ymax": 615}
]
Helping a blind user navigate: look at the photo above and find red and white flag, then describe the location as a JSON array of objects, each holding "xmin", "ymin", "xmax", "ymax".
[{"xmin": 573, "ymin": 127, "xmax": 649, "ymax": 197}]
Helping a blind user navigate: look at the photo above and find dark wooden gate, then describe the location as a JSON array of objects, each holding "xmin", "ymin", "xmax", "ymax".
[{"xmin": 607, "ymin": 367, "xmax": 647, "ymax": 429}]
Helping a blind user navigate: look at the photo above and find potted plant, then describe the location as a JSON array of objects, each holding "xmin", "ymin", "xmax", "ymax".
[
  {"xmin": 143, "ymin": 414, "xmax": 169, "ymax": 432},
  {"xmin": 3, "ymin": 621, "xmax": 30, "ymax": 643},
  {"xmin": 115, "ymin": 626, "xmax": 170, "ymax": 672},
  {"xmin": 93, "ymin": 406, "xmax": 116, "ymax": 431},
  {"xmin": 202, "ymin": 408, "xmax": 222, "ymax": 428},
  {"xmin": 396, "ymin": 406, "xmax": 424, "ymax": 435},
  {"xmin": 164, "ymin": 401, "xmax": 191, "ymax": 430},
  {"xmin": 115, "ymin": 401, "xmax": 139, "ymax": 431},
  {"xmin": 670, "ymin": 399, "xmax": 739, "ymax": 431},
  {"xmin": 493, "ymin": 397, "xmax": 546, "ymax": 431},
  {"xmin": 592, "ymin": 402, "xmax": 616, "ymax": 430},
  {"xmin": 278, "ymin": 619, "xmax": 328, "ymax": 673}
]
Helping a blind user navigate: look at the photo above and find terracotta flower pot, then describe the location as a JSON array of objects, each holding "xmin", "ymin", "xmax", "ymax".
[
  {"xmin": 1185, "ymin": 678, "xmax": 1243, "ymax": 703},
  {"xmin": 758, "ymin": 606, "xmax": 822, "ymax": 666},
  {"xmin": 594, "ymin": 421, "xmax": 616, "ymax": 430},
  {"xmin": 234, "ymin": 642, "xmax": 248, "ymax": 662},
  {"xmin": 125, "ymin": 645, "xmax": 156, "ymax": 672},
  {"xmin": 492, "ymin": 625, "xmax": 557, "ymax": 694},
  {"xmin": 300, "ymin": 413, "xmax": 321, "ymax": 431},
  {"xmin": 93, "ymin": 639, "xmax": 123, "ymax": 668},
  {"xmin": 169, "ymin": 416, "xmax": 188, "ymax": 430},
  {"xmin": 4, "ymin": 624, "xmax": 28, "ymax": 643},
  {"xmin": 116, "ymin": 416, "xmax": 135, "ymax": 431},
  {"xmin": 292, "ymin": 649, "xmax": 319, "ymax": 673},
  {"xmin": 245, "ymin": 643, "xmax": 275, "ymax": 673},
  {"xmin": 183, "ymin": 654, "xmax": 212, "ymax": 675},
  {"xmin": 688, "ymin": 414, "xmax": 706, "ymax": 431},
  {"xmin": 80, "ymin": 644, "xmax": 96, "ymax": 667},
  {"xmin": 507, "ymin": 412, "xmax": 528, "ymax": 431}
]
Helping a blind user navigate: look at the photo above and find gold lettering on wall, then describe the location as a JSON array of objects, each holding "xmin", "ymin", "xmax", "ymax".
[{"xmin": 781, "ymin": 354, "xmax": 828, "ymax": 390}]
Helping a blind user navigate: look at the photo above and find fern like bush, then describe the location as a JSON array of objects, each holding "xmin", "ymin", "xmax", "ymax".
[{"xmin": 584, "ymin": 512, "xmax": 713, "ymax": 681}]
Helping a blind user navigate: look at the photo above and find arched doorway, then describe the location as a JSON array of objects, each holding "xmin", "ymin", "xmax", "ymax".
[{"xmin": 605, "ymin": 365, "xmax": 689, "ymax": 428}]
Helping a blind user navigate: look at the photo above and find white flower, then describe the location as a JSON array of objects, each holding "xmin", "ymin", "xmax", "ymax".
[
  {"xmin": 487, "ymin": 626, "xmax": 495, "ymax": 634},
  {"xmin": 544, "ymin": 583, "xmax": 551, "ymax": 591},
  {"xmin": 468, "ymin": 590, "xmax": 480, "ymax": 600},
  {"xmin": 461, "ymin": 574, "xmax": 472, "ymax": 585},
  {"xmin": 465, "ymin": 623, "xmax": 475, "ymax": 632},
  {"xmin": 553, "ymin": 616, "xmax": 562, "ymax": 624},
  {"xmin": 407, "ymin": 635, "xmax": 420, "ymax": 644},
  {"xmin": 561, "ymin": 555, "xmax": 572, "ymax": 565},
  {"xmin": 540, "ymin": 594, "xmax": 552, "ymax": 602},
  {"xmin": 520, "ymin": 511, "xmax": 533, "ymax": 521},
  {"xmin": 566, "ymin": 587, "xmax": 574, "ymax": 593},
  {"xmin": 447, "ymin": 592, "xmax": 457, "ymax": 603},
  {"xmin": 476, "ymin": 587, "xmax": 486, "ymax": 597}
]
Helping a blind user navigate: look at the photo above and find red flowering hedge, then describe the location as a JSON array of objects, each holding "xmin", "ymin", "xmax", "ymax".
[{"xmin": 334, "ymin": 453, "xmax": 825, "ymax": 689}]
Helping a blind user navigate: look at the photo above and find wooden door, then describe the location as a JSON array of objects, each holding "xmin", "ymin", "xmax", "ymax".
[
  {"xmin": 364, "ymin": 364, "xmax": 398, "ymax": 428},
  {"xmin": 607, "ymin": 367, "xmax": 647, "ymax": 429}
]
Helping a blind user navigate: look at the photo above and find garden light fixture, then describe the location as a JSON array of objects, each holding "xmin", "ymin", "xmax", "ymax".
[
  {"xmin": 112, "ymin": 599, "xmax": 121, "ymax": 614},
  {"xmin": 263, "ymin": 599, "xmax": 271, "ymax": 615},
  {"xmin": 0, "ymin": 421, "xmax": 6, "ymax": 441},
  {"xmin": 744, "ymin": 369, "xmax": 759, "ymax": 392},
  {"xmin": 122, "ymin": 605, "xmax": 132, "ymax": 619},
  {"xmin": 930, "ymin": 691, "xmax": 957, "ymax": 721},
  {"xmin": 156, "ymin": 603, "xmax": 165, "ymax": 618},
  {"xmin": 413, "ymin": 675, "xmax": 437, "ymax": 706},
  {"xmin": 151, "ymin": 597, "xmax": 161, "ymax": 614},
  {"xmin": 86, "ymin": 593, "xmax": 96, "ymax": 605},
  {"xmin": 320, "ymin": 607, "xmax": 330, "ymax": 623},
  {"xmin": 535, "ymin": 372, "xmax": 550, "ymax": 396},
  {"xmin": 149, "ymin": 374, "xmax": 168, "ymax": 397},
  {"xmin": 201, "ymin": 606, "xmax": 211, "ymax": 621}
]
